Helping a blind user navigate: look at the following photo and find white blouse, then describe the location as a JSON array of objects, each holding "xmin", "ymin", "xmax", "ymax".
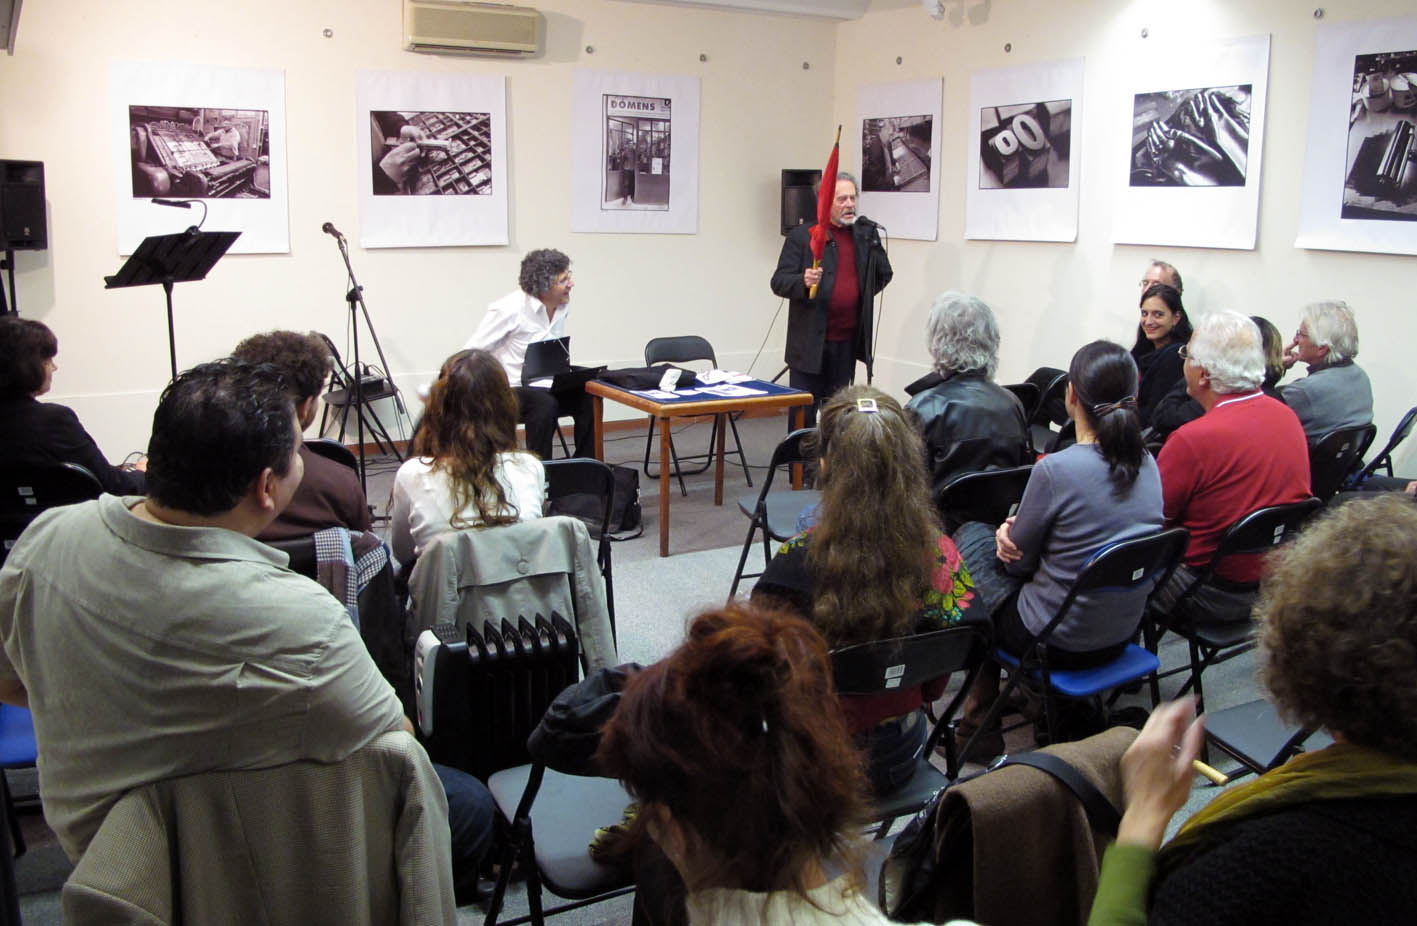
[{"xmin": 389, "ymin": 451, "xmax": 545, "ymax": 565}]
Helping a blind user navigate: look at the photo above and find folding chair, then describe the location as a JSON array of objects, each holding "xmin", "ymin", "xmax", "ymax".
[
  {"xmin": 641, "ymin": 335, "xmax": 751, "ymax": 496},
  {"xmin": 727, "ymin": 428, "xmax": 818, "ymax": 599},
  {"xmin": 1352, "ymin": 406, "xmax": 1417, "ymax": 485},
  {"xmin": 936, "ymin": 465, "xmax": 1032, "ymax": 530},
  {"xmin": 0, "ymin": 462, "xmax": 103, "ymax": 565},
  {"xmin": 543, "ymin": 459, "xmax": 617, "ymax": 636},
  {"xmin": 964, "ymin": 528, "xmax": 1190, "ymax": 755},
  {"xmin": 1203, "ymin": 697, "xmax": 1334, "ymax": 782},
  {"xmin": 317, "ymin": 332, "xmax": 404, "ymax": 460},
  {"xmin": 304, "ymin": 437, "xmax": 358, "ymax": 471},
  {"xmin": 0, "ymin": 706, "xmax": 36, "ymax": 858},
  {"xmin": 831, "ymin": 623, "xmax": 992, "ymax": 836},
  {"xmin": 1001, "ymin": 382, "xmax": 1040, "ymax": 420},
  {"xmin": 1144, "ymin": 498, "xmax": 1321, "ymax": 712},
  {"xmin": 1308, "ymin": 423, "xmax": 1376, "ymax": 502},
  {"xmin": 1024, "ymin": 367, "xmax": 1068, "ymax": 455}
]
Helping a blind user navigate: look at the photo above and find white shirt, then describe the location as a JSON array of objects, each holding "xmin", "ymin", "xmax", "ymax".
[
  {"xmin": 464, "ymin": 289, "xmax": 568, "ymax": 386},
  {"xmin": 388, "ymin": 451, "xmax": 546, "ymax": 565}
]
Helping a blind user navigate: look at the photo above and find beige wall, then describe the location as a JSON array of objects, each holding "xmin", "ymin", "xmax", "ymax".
[
  {"xmin": 3, "ymin": 0, "xmax": 1415, "ymax": 472},
  {"xmin": 841, "ymin": 0, "xmax": 1417, "ymax": 473}
]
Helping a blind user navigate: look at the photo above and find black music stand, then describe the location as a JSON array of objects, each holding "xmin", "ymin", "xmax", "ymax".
[{"xmin": 104, "ymin": 230, "xmax": 240, "ymax": 379}]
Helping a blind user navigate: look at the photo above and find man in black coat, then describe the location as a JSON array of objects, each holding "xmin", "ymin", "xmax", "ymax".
[{"xmin": 770, "ymin": 171, "xmax": 892, "ymax": 425}]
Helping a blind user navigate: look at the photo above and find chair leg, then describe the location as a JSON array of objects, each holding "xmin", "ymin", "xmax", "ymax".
[
  {"xmin": 728, "ymin": 516, "xmax": 762, "ymax": 600},
  {"xmin": 726, "ymin": 413, "xmax": 753, "ymax": 487},
  {"xmin": 482, "ymin": 823, "xmax": 522, "ymax": 925},
  {"xmin": 642, "ymin": 417, "xmax": 657, "ymax": 478},
  {"xmin": 556, "ymin": 423, "xmax": 570, "ymax": 459},
  {"xmin": 667, "ymin": 433, "xmax": 688, "ymax": 497},
  {"xmin": 0, "ymin": 774, "xmax": 22, "ymax": 858}
]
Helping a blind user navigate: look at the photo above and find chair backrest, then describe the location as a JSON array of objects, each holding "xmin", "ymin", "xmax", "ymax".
[
  {"xmin": 0, "ymin": 462, "xmax": 104, "ymax": 560},
  {"xmin": 1001, "ymin": 382, "xmax": 1040, "ymax": 415},
  {"xmin": 831, "ymin": 624, "xmax": 990, "ymax": 696},
  {"xmin": 305, "ymin": 437, "xmax": 358, "ymax": 471},
  {"xmin": 63, "ymin": 730, "xmax": 456, "ymax": 925},
  {"xmin": 267, "ymin": 534, "xmax": 317, "ymax": 577},
  {"xmin": 1024, "ymin": 367, "xmax": 1069, "ymax": 426},
  {"xmin": 937, "ymin": 465, "xmax": 1033, "ymax": 527},
  {"xmin": 644, "ymin": 335, "xmax": 716, "ymax": 367},
  {"xmin": 745, "ymin": 427, "xmax": 816, "ymax": 507},
  {"xmin": 1357, "ymin": 405, "xmax": 1417, "ymax": 481},
  {"xmin": 1308, "ymin": 423, "xmax": 1376, "ymax": 501},
  {"xmin": 1039, "ymin": 528, "xmax": 1190, "ymax": 644},
  {"xmin": 543, "ymin": 459, "xmax": 614, "ymax": 542}
]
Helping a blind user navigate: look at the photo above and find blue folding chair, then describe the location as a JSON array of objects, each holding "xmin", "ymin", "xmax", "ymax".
[{"xmin": 0, "ymin": 706, "xmax": 37, "ymax": 857}]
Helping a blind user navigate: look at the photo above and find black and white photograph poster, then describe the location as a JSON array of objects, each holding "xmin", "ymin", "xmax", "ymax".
[
  {"xmin": 572, "ymin": 70, "xmax": 699, "ymax": 234},
  {"xmin": 1111, "ymin": 35, "xmax": 1270, "ymax": 250},
  {"xmin": 110, "ymin": 61, "xmax": 289, "ymax": 254},
  {"xmin": 357, "ymin": 71, "xmax": 508, "ymax": 248},
  {"xmin": 856, "ymin": 79, "xmax": 942, "ymax": 241},
  {"xmin": 966, "ymin": 58, "xmax": 1083, "ymax": 243},
  {"xmin": 1298, "ymin": 17, "xmax": 1417, "ymax": 256}
]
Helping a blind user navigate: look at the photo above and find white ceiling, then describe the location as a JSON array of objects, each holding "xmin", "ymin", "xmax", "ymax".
[{"xmin": 609, "ymin": 0, "xmax": 872, "ymax": 21}]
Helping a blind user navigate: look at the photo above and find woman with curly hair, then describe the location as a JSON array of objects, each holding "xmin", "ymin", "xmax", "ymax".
[
  {"xmin": 751, "ymin": 384, "xmax": 977, "ymax": 793},
  {"xmin": 598, "ymin": 604, "xmax": 943, "ymax": 925},
  {"xmin": 389, "ymin": 349, "xmax": 544, "ymax": 565},
  {"xmin": 1089, "ymin": 492, "xmax": 1417, "ymax": 925}
]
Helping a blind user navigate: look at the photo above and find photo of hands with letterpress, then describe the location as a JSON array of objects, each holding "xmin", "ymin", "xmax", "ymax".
[
  {"xmin": 978, "ymin": 99, "xmax": 1071, "ymax": 190},
  {"xmin": 369, "ymin": 110, "xmax": 491, "ymax": 196},
  {"xmin": 1130, "ymin": 85, "xmax": 1251, "ymax": 188},
  {"xmin": 1342, "ymin": 48, "xmax": 1417, "ymax": 222}
]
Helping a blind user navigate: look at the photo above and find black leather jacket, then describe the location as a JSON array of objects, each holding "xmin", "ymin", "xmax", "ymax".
[{"xmin": 906, "ymin": 371, "xmax": 1032, "ymax": 497}]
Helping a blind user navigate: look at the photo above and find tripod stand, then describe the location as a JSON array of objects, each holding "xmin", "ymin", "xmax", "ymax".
[{"xmin": 325, "ymin": 227, "xmax": 406, "ymax": 496}]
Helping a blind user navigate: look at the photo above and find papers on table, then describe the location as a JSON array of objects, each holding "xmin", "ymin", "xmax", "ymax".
[
  {"xmin": 697, "ymin": 369, "xmax": 754, "ymax": 385},
  {"xmin": 629, "ymin": 381, "xmax": 769, "ymax": 401}
]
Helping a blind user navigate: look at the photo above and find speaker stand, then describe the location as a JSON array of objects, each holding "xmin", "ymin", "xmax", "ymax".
[{"xmin": 0, "ymin": 248, "xmax": 15, "ymax": 315}]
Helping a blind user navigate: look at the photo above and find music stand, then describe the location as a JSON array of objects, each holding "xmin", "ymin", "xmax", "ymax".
[{"xmin": 104, "ymin": 230, "xmax": 240, "ymax": 379}]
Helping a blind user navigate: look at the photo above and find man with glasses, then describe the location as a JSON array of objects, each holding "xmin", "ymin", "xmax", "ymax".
[
  {"xmin": 465, "ymin": 248, "xmax": 593, "ymax": 459},
  {"xmin": 1139, "ymin": 258, "xmax": 1182, "ymax": 296},
  {"xmin": 1279, "ymin": 300, "xmax": 1372, "ymax": 441}
]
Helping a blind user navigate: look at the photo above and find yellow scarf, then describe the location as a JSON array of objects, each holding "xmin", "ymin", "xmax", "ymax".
[{"xmin": 1159, "ymin": 742, "xmax": 1417, "ymax": 866}]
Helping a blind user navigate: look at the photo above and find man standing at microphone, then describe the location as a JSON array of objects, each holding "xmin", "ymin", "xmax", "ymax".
[{"xmin": 770, "ymin": 171, "xmax": 892, "ymax": 426}]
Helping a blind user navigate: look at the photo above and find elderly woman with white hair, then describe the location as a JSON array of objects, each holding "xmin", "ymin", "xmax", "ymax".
[
  {"xmin": 1279, "ymin": 300, "xmax": 1372, "ymax": 441},
  {"xmin": 905, "ymin": 292, "xmax": 1032, "ymax": 521}
]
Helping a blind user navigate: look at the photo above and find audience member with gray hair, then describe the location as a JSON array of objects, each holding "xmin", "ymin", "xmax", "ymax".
[
  {"xmin": 1150, "ymin": 310, "xmax": 1311, "ymax": 626},
  {"xmin": 1279, "ymin": 300, "xmax": 1373, "ymax": 441},
  {"xmin": 905, "ymin": 291, "xmax": 1031, "ymax": 524}
]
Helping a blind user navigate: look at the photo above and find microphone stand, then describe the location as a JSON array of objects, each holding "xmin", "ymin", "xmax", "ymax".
[{"xmin": 330, "ymin": 233, "xmax": 401, "ymax": 497}]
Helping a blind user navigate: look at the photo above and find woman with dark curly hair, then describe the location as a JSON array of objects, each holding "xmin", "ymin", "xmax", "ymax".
[
  {"xmin": 1089, "ymin": 493, "xmax": 1417, "ymax": 925},
  {"xmin": 0, "ymin": 315, "xmax": 145, "ymax": 495},
  {"xmin": 598, "ymin": 604, "xmax": 941, "ymax": 925},
  {"xmin": 389, "ymin": 349, "xmax": 543, "ymax": 565},
  {"xmin": 751, "ymin": 384, "xmax": 976, "ymax": 793},
  {"xmin": 1131, "ymin": 283, "xmax": 1192, "ymax": 428}
]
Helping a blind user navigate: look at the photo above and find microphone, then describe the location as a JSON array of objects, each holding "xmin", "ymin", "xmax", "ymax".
[
  {"xmin": 321, "ymin": 222, "xmax": 346, "ymax": 241},
  {"xmin": 853, "ymin": 214, "xmax": 876, "ymax": 228},
  {"xmin": 151, "ymin": 198, "xmax": 192, "ymax": 209}
]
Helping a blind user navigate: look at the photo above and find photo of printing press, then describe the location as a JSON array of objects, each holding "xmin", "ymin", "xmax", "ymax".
[
  {"xmin": 862, "ymin": 115, "xmax": 933, "ymax": 192},
  {"xmin": 1130, "ymin": 85, "xmax": 1251, "ymax": 188},
  {"xmin": 369, "ymin": 110, "xmax": 492, "ymax": 196},
  {"xmin": 1342, "ymin": 49, "xmax": 1417, "ymax": 222},
  {"xmin": 128, "ymin": 105, "xmax": 270, "ymax": 199},
  {"xmin": 978, "ymin": 99, "xmax": 1071, "ymax": 190},
  {"xmin": 602, "ymin": 94, "xmax": 671, "ymax": 211}
]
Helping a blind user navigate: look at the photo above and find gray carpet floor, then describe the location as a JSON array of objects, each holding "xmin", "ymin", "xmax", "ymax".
[{"xmin": 10, "ymin": 412, "xmax": 1265, "ymax": 924}]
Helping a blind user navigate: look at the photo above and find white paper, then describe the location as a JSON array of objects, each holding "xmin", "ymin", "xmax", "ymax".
[
  {"xmin": 571, "ymin": 70, "xmax": 700, "ymax": 234},
  {"xmin": 1296, "ymin": 18, "xmax": 1417, "ymax": 256},
  {"xmin": 356, "ymin": 70, "xmax": 508, "ymax": 249},
  {"xmin": 965, "ymin": 59, "xmax": 1083, "ymax": 243},
  {"xmin": 1110, "ymin": 35, "xmax": 1271, "ymax": 251},
  {"xmin": 111, "ymin": 60, "xmax": 290, "ymax": 255},
  {"xmin": 855, "ymin": 79, "xmax": 943, "ymax": 242},
  {"xmin": 699, "ymin": 384, "xmax": 768, "ymax": 397}
]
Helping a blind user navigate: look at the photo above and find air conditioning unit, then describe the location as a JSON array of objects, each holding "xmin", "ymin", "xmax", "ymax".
[{"xmin": 404, "ymin": 0, "xmax": 541, "ymax": 57}]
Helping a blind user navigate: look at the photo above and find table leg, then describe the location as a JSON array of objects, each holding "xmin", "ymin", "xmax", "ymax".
[
  {"xmin": 658, "ymin": 415, "xmax": 672, "ymax": 557},
  {"xmin": 713, "ymin": 413, "xmax": 727, "ymax": 506},
  {"xmin": 591, "ymin": 395, "xmax": 604, "ymax": 460}
]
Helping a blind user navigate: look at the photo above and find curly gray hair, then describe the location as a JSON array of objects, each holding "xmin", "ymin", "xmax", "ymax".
[
  {"xmin": 1301, "ymin": 300, "xmax": 1359, "ymax": 364},
  {"xmin": 924, "ymin": 291, "xmax": 1000, "ymax": 378},
  {"xmin": 518, "ymin": 248, "xmax": 571, "ymax": 299}
]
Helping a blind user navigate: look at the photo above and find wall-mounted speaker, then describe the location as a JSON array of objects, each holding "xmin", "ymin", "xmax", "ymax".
[
  {"xmin": 780, "ymin": 168, "xmax": 821, "ymax": 236},
  {"xmin": 0, "ymin": 160, "xmax": 46, "ymax": 251}
]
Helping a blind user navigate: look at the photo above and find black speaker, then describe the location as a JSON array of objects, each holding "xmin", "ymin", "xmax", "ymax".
[
  {"xmin": 0, "ymin": 160, "xmax": 47, "ymax": 251},
  {"xmin": 780, "ymin": 168, "xmax": 821, "ymax": 236}
]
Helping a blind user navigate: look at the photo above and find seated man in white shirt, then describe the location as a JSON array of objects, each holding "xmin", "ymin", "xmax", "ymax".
[{"xmin": 464, "ymin": 248, "xmax": 593, "ymax": 459}]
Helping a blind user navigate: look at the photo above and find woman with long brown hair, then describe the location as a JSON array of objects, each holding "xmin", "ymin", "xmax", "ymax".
[
  {"xmin": 389, "ymin": 349, "xmax": 544, "ymax": 564},
  {"xmin": 751, "ymin": 384, "xmax": 976, "ymax": 793}
]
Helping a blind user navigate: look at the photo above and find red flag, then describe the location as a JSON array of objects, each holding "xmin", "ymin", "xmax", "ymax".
[{"xmin": 809, "ymin": 126, "xmax": 842, "ymax": 271}]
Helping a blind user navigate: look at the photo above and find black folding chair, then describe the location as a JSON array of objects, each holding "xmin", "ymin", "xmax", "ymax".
[
  {"xmin": 1001, "ymin": 382, "xmax": 1040, "ymax": 420},
  {"xmin": 728, "ymin": 428, "xmax": 818, "ymax": 598},
  {"xmin": 1024, "ymin": 367, "xmax": 1068, "ymax": 454},
  {"xmin": 1352, "ymin": 406, "xmax": 1417, "ymax": 485},
  {"xmin": 831, "ymin": 623, "xmax": 992, "ymax": 836},
  {"xmin": 0, "ymin": 462, "xmax": 103, "ymax": 564},
  {"xmin": 641, "ymin": 335, "xmax": 751, "ymax": 496},
  {"xmin": 304, "ymin": 437, "xmax": 358, "ymax": 471},
  {"xmin": 936, "ymin": 464, "xmax": 1032, "ymax": 530},
  {"xmin": 965, "ymin": 528, "xmax": 1190, "ymax": 755},
  {"xmin": 1144, "ymin": 498, "xmax": 1321, "ymax": 712},
  {"xmin": 1203, "ymin": 697, "xmax": 1334, "ymax": 783},
  {"xmin": 1308, "ymin": 423, "xmax": 1376, "ymax": 502},
  {"xmin": 543, "ymin": 459, "xmax": 617, "ymax": 638}
]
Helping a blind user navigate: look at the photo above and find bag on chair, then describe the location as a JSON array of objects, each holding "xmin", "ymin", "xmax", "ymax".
[{"xmin": 548, "ymin": 464, "xmax": 642, "ymax": 541}]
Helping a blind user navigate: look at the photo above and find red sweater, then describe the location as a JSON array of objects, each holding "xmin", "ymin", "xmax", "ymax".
[
  {"xmin": 826, "ymin": 224, "xmax": 859, "ymax": 342},
  {"xmin": 1158, "ymin": 392, "xmax": 1311, "ymax": 582}
]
